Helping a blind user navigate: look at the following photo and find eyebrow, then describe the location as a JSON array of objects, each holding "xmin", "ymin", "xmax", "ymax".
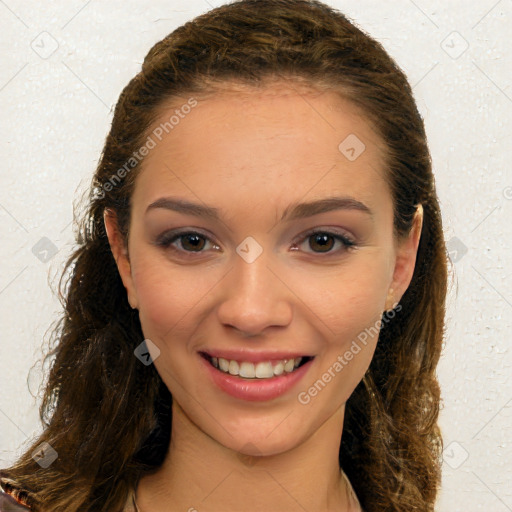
[{"xmin": 146, "ymin": 196, "xmax": 373, "ymax": 222}]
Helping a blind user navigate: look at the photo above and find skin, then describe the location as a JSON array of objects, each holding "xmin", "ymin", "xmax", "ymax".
[{"xmin": 104, "ymin": 82, "xmax": 423, "ymax": 512}]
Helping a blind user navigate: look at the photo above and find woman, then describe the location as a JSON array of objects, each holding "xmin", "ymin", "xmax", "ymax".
[{"xmin": 0, "ymin": 0, "xmax": 448, "ymax": 510}]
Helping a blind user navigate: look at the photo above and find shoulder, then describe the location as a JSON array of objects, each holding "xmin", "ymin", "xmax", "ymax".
[
  {"xmin": 1, "ymin": 472, "xmax": 138, "ymax": 512},
  {"xmin": 0, "ymin": 474, "xmax": 35, "ymax": 511}
]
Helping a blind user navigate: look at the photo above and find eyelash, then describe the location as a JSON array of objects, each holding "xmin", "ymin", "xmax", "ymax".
[{"xmin": 154, "ymin": 228, "xmax": 357, "ymax": 258}]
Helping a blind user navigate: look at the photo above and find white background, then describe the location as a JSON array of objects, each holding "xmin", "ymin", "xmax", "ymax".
[{"xmin": 0, "ymin": 1, "xmax": 511, "ymax": 511}]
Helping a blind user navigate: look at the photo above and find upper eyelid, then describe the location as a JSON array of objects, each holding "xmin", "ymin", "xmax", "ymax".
[{"xmin": 298, "ymin": 227, "xmax": 355, "ymax": 244}]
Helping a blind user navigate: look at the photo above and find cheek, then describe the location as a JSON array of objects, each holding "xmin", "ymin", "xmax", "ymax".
[
  {"xmin": 131, "ymin": 255, "xmax": 209, "ymax": 340},
  {"xmin": 294, "ymin": 269, "xmax": 387, "ymax": 413},
  {"xmin": 291, "ymin": 259, "xmax": 389, "ymax": 343}
]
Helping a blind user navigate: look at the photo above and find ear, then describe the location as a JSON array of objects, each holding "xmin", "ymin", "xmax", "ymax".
[
  {"xmin": 103, "ymin": 208, "xmax": 138, "ymax": 310},
  {"xmin": 385, "ymin": 204, "xmax": 423, "ymax": 310}
]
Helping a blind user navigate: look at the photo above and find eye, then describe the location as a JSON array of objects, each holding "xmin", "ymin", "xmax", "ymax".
[
  {"xmin": 155, "ymin": 228, "xmax": 357, "ymax": 258},
  {"xmin": 155, "ymin": 230, "xmax": 219, "ymax": 255},
  {"xmin": 292, "ymin": 229, "xmax": 356, "ymax": 255}
]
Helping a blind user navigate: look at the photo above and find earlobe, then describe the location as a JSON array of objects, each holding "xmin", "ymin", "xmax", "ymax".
[
  {"xmin": 386, "ymin": 204, "xmax": 423, "ymax": 310},
  {"xmin": 103, "ymin": 209, "xmax": 139, "ymax": 310},
  {"xmin": 385, "ymin": 287, "xmax": 395, "ymax": 313}
]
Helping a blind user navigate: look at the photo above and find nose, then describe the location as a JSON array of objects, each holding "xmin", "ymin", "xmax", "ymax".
[{"xmin": 216, "ymin": 248, "xmax": 293, "ymax": 337}]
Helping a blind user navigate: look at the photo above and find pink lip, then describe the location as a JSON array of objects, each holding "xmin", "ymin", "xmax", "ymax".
[
  {"xmin": 199, "ymin": 353, "xmax": 314, "ymax": 401},
  {"xmin": 200, "ymin": 349, "xmax": 311, "ymax": 364}
]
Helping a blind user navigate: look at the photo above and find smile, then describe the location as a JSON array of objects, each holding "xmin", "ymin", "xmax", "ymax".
[
  {"xmin": 199, "ymin": 351, "xmax": 315, "ymax": 401},
  {"xmin": 203, "ymin": 354, "xmax": 312, "ymax": 379}
]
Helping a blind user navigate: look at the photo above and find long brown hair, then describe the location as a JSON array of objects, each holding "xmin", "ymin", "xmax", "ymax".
[{"xmin": 2, "ymin": 1, "xmax": 448, "ymax": 510}]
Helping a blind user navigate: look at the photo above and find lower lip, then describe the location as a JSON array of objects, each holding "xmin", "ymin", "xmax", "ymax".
[{"xmin": 200, "ymin": 355, "xmax": 314, "ymax": 401}]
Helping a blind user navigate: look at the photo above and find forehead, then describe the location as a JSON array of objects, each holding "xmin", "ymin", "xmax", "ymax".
[{"xmin": 133, "ymin": 83, "xmax": 389, "ymax": 210}]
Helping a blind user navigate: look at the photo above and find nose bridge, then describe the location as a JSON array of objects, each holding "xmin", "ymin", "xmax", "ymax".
[
  {"xmin": 232, "ymin": 233, "xmax": 274, "ymax": 294},
  {"xmin": 216, "ymin": 239, "xmax": 291, "ymax": 335}
]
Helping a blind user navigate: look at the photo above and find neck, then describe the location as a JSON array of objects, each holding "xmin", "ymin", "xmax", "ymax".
[{"xmin": 135, "ymin": 402, "xmax": 352, "ymax": 512}]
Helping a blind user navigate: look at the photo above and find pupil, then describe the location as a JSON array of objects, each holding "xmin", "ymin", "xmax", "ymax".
[
  {"xmin": 184, "ymin": 234, "xmax": 204, "ymax": 251},
  {"xmin": 311, "ymin": 234, "xmax": 333, "ymax": 252}
]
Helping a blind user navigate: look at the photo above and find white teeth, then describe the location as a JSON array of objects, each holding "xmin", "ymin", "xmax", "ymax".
[
  {"xmin": 255, "ymin": 362, "xmax": 274, "ymax": 378},
  {"xmin": 239, "ymin": 361, "xmax": 256, "ymax": 378},
  {"xmin": 210, "ymin": 356, "xmax": 305, "ymax": 379},
  {"xmin": 284, "ymin": 359, "xmax": 295, "ymax": 372},
  {"xmin": 228, "ymin": 360, "xmax": 239, "ymax": 375},
  {"xmin": 273, "ymin": 361, "xmax": 284, "ymax": 375}
]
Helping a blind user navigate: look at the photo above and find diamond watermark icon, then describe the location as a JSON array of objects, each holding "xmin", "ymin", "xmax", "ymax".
[
  {"xmin": 32, "ymin": 442, "xmax": 58, "ymax": 468},
  {"xmin": 443, "ymin": 441, "xmax": 469, "ymax": 469},
  {"xmin": 338, "ymin": 134, "xmax": 366, "ymax": 161},
  {"xmin": 446, "ymin": 236, "xmax": 468, "ymax": 264},
  {"xmin": 134, "ymin": 339, "xmax": 161, "ymax": 365},
  {"xmin": 236, "ymin": 236, "xmax": 263, "ymax": 263},
  {"xmin": 440, "ymin": 31, "xmax": 469, "ymax": 60},
  {"xmin": 30, "ymin": 31, "xmax": 59, "ymax": 59},
  {"xmin": 237, "ymin": 442, "xmax": 263, "ymax": 467},
  {"xmin": 32, "ymin": 237, "xmax": 58, "ymax": 263}
]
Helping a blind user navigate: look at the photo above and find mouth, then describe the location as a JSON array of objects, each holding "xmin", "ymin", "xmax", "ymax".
[{"xmin": 199, "ymin": 352, "xmax": 314, "ymax": 380}]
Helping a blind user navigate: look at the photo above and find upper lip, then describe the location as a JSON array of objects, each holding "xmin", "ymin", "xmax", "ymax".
[{"xmin": 199, "ymin": 349, "xmax": 314, "ymax": 363}]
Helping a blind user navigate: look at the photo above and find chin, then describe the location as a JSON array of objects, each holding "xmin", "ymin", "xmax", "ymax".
[{"xmin": 208, "ymin": 411, "xmax": 310, "ymax": 457}]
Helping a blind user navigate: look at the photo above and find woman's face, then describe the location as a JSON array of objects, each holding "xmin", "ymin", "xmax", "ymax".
[{"xmin": 106, "ymin": 83, "xmax": 421, "ymax": 456}]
